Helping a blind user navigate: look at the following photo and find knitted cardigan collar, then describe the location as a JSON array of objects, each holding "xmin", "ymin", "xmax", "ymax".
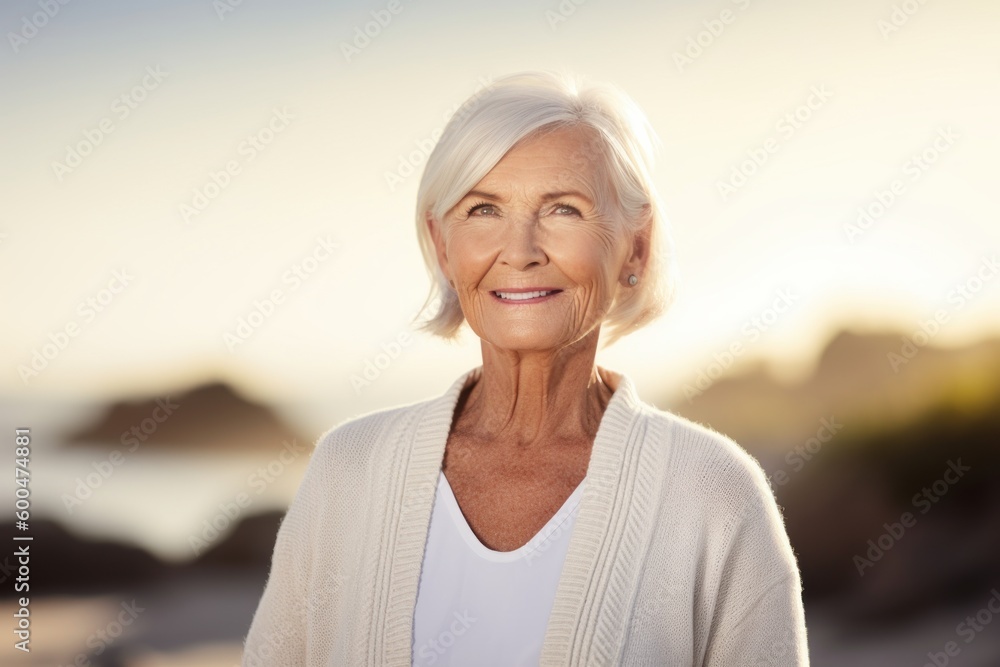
[{"xmin": 363, "ymin": 364, "xmax": 663, "ymax": 666}]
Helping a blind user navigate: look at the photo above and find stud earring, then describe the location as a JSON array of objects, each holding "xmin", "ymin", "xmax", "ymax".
[{"xmin": 628, "ymin": 274, "xmax": 638, "ymax": 286}]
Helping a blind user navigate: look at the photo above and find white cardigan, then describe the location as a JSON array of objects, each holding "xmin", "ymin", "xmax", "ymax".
[{"xmin": 242, "ymin": 366, "xmax": 810, "ymax": 666}]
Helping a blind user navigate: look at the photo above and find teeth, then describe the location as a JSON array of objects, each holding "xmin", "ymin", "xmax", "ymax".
[{"xmin": 496, "ymin": 290, "xmax": 554, "ymax": 301}]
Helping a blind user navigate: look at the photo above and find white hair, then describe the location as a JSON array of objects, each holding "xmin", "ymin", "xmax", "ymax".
[{"xmin": 412, "ymin": 70, "xmax": 677, "ymax": 349}]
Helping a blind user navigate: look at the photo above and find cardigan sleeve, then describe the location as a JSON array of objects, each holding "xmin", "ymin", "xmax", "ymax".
[
  {"xmin": 701, "ymin": 472, "xmax": 810, "ymax": 666},
  {"xmin": 241, "ymin": 436, "xmax": 328, "ymax": 667}
]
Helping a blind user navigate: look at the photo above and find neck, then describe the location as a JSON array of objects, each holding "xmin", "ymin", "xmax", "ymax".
[{"xmin": 458, "ymin": 329, "xmax": 619, "ymax": 451}]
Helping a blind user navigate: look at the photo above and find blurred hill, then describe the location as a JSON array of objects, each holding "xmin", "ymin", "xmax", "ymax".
[
  {"xmin": 65, "ymin": 382, "xmax": 311, "ymax": 452},
  {"xmin": 665, "ymin": 329, "xmax": 1000, "ymax": 450},
  {"xmin": 0, "ymin": 515, "xmax": 284, "ymax": 665},
  {"xmin": 0, "ymin": 512, "xmax": 285, "ymax": 599},
  {"xmin": 661, "ymin": 328, "xmax": 1000, "ymax": 632},
  {"xmin": 780, "ymin": 397, "xmax": 1000, "ymax": 628}
]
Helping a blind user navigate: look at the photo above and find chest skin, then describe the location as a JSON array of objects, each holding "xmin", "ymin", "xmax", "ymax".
[{"xmin": 440, "ymin": 431, "xmax": 592, "ymax": 552}]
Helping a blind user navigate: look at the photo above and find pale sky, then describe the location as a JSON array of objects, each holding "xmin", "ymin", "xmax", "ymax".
[{"xmin": 2, "ymin": 0, "xmax": 999, "ymax": 432}]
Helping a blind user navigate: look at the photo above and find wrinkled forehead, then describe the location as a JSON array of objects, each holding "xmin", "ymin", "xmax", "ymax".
[{"xmin": 461, "ymin": 124, "xmax": 617, "ymax": 210}]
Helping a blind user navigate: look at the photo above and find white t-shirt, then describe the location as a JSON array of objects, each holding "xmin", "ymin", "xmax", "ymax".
[{"xmin": 412, "ymin": 470, "xmax": 585, "ymax": 666}]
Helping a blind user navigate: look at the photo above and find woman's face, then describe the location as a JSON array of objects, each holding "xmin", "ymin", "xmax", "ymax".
[{"xmin": 429, "ymin": 124, "xmax": 644, "ymax": 352}]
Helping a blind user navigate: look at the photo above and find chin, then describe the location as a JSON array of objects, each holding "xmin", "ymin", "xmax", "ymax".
[{"xmin": 481, "ymin": 327, "xmax": 569, "ymax": 351}]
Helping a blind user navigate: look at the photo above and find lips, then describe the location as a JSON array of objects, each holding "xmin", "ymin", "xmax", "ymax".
[{"xmin": 490, "ymin": 287, "xmax": 562, "ymax": 301}]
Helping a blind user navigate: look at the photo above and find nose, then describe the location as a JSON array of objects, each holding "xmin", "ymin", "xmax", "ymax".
[{"xmin": 497, "ymin": 214, "xmax": 548, "ymax": 271}]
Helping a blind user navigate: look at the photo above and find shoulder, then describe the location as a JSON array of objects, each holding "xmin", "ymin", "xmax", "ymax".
[
  {"xmin": 638, "ymin": 405, "xmax": 798, "ymax": 576},
  {"xmin": 640, "ymin": 403, "xmax": 776, "ymax": 520},
  {"xmin": 286, "ymin": 396, "xmax": 437, "ymax": 511},
  {"xmin": 312, "ymin": 396, "xmax": 433, "ymax": 464}
]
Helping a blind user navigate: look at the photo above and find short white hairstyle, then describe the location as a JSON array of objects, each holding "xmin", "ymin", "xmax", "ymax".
[{"xmin": 412, "ymin": 70, "xmax": 677, "ymax": 349}]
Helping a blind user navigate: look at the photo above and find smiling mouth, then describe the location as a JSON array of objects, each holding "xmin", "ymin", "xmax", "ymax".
[{"xmin": 491, "ymin": 289, "xmax": 563, "ymax": 302}]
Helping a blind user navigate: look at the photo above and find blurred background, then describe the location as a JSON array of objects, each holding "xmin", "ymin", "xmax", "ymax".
[{"xmin": 2, "ymin": 0, "xmax": 999, "ymax": 664}]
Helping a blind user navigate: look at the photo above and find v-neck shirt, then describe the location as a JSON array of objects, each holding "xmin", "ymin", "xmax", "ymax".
[{"xmin": 411, "ymin": 470, "xmax": 585, "ymax": 665}]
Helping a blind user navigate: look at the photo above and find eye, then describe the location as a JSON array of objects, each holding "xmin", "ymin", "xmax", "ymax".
[
  {"xmin": 465, "ymin": 201, "xmax": 496, "ymax": 217},
  {"xmin": 552, "ymin": 202, "xmax": 582, "ymax": 216}
]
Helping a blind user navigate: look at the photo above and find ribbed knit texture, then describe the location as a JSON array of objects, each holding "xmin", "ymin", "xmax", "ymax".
[{"xmin": 242, "ymin": 366, "xmax": 810, "ymax": 666}]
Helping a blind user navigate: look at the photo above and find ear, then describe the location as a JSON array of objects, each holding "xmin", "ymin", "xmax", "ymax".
[
  {"xmin": 622, "ymin": 205, "xmax": 652, "ymax": 284},
  {"xmin": 426, "ymin": 211, "xmax": 453, "ymax": 286}
]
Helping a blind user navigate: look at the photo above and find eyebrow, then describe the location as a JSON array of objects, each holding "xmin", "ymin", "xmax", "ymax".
[{"xmin": 462, "ymin": 189, "xmax": 594, "ymax": 205}]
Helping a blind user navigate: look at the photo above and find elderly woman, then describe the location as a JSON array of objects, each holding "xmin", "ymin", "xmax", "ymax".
[{"xmin": 243, "ymin": 71, "xmax": 809, "ymax": 666}]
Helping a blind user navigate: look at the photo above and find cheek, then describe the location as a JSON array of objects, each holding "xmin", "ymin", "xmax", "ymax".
[
  {"xmin": 446, "ymin": 228, "xmax": 495, "ymax": 283},
  {"xmin": 550, "ymin": 224, "xmax": 622, "ymax": 288}
]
